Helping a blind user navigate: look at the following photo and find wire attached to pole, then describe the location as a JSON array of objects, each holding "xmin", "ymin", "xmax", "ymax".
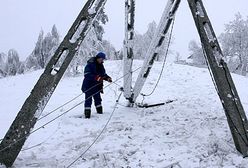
[
  {"xmin": 0, "ymin": 67, "xmax": 141, "ymax": 154},
  {"xmin": 141, "ymin": 17, "xmax": 175, "ymax": 98}
]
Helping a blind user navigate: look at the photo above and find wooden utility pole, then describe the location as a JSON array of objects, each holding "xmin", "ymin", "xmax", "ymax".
[
  {"xmin": 123, "ymin": 0, "xmax": 136, "ymax": 102},
  {"xmin": 131, "ymin": 0, "xmax": 181, "ymax": 103},
  {"xmin": 188, "ymin": 0, "xmax": 248, "ymax": 156},
  {"xmin": 0, "ymin": 0, "xmax": 108, "ymax": 167}
]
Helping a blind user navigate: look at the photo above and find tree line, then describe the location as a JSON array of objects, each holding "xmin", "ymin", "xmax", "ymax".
[
  {"xmin": 0, "ymin": 9, "xmax": 119, "ymax": 78},
  {"xmin": 1, "ymin": 12, "xmax": 247, "ymax": 78},
  {"xmin": 0, "ymin": 25, "xmax": 60, "ymax": 78},
  {"xmin": 0, "ymin": 14, "xmax": 170, "ymax": 78}
]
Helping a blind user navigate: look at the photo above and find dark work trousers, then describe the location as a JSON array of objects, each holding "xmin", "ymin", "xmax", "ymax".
[{"xmin": 84, "ymin": 90, "xmax": 102, "ymax": 110}]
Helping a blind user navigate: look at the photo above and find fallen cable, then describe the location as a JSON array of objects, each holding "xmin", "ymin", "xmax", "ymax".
[
  {"xmin": 66, "ymin": 92, "xmax": 123, "ymax": 168},
  {"xmin": 0, "ymin": 67, "xmax": 141, "ymax": 154}
]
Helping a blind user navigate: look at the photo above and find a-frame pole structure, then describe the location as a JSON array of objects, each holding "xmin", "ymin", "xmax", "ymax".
[
  {"xmin": 187, "ymin": 0, "xmax": 248, "ymax": 156},
  {"xmin": 0, "ymin": 0, "xmax": 108, "ymax": 167},
  {"xmin": 1, "ymin": 0, "xmax": 248, "ymax": 167},
  {"xmin": 123, "ymin": 0, "xmax": 135, "ymax": 102},
  {"xmin": 131, "ymin": 0, "xmax": 181, "ymax": 103}
]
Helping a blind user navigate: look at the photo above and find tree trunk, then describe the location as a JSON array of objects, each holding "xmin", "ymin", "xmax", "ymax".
[{"xmin": 241, "ymin": 58, "xmax": 247, "ymax": 76}]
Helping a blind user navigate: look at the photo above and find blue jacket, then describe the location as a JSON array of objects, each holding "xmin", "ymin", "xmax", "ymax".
[{"xmin": 81, "ymin": 57, "xmax": 110, "ymax": 93}]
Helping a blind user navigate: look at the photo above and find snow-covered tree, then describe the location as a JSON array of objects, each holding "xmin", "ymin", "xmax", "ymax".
[
  {"xmin": 92, "ymin": 8, "xmax": 108, "ymax": 41},
  {"xmin": 42, "ymin": 32, "xmax": 57, "ymax": 67},
  {"xmin": 0, "ymin": 52, "xmax": 7, "ymax": 77},
  {"xmin": 133, "ymin": 21, "xmax": 157, "ymax": 60},
  {"xmin": 101, "ymin": 40, "xmax": 118, "ymax": 60},
  {"xmin": 188, "ymin": 40, "xmax": 205, "ymax": 65},
  {"xmin": 33, "ymin": 30, "xmax": 44, "ymax": 68},
  {"xmin": 5, "ymin": 49, "xmax": 20, "ymax": 76},
  {"xmin": 18, "ymin": 62, "xmax": 25, "ymax": 74},
  {"xmin": 25, "ymin": 54, "xmax": 39, "ymax": 71},
  {"xmin": 132, "ymin": 33, "xmax": 144, "ymax": 59},
  {"xmin": 51, "ymin": 25, "xmax": 59, "ymax": 41},
  {"xmin": 143, "ymin": 21, "xmax": 157, "ymax": 57},
  {"xmin": 67, "ymin": 8, "xmax": 112, "ymax": 75},
  {"xmin": 132, "ymin": 21, "xmax": 172, "ymax": 61},
  {"xmin": 0, "ymin": 52, "xmax": 6, "ymax": 69},
  {"xmin": 49, "ymin": 25, "xmax": 60, "ymax": 62},
  {"xmin": 25, "ymin": 25, "xmax": 60, "ymax": 70},
  {"xmin": 174, "ymin": 52, "xmax": 182, "ymax": 63},
  {"xmin": 67, "ymin": 29, "xmax": 102, "ymax": 75},
  {"xmin": 117, "ymin": 50, "xmax": 124, "ymax": 60},
  {"xmin": 219, "ymin": 13, "xmax": 248, "ymax": 76}
]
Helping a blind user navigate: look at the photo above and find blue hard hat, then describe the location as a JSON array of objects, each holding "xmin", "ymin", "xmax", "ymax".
[{"xmin": 96, "ymin": 52, "xmax": 106, "ymax": 60}]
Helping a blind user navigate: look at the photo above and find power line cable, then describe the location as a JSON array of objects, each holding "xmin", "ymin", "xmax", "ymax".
[
  {"xmin": 38, "ymin": 93, "xmax": 83, "ymax": 121},
  {"xmin": 141, "ymin": 17, "xmax": 175, "ymax": 97},
  {"xmin": 21, "ymin": 122, "xmax": 61, "ymax": 151},
  {"xmin": 66, "ymin": 92, "xmax": 123, "ymax": 168},
  {"xmin": 38, "ymin": 61, "xmax": 128, "ymax": 121},
  {"xmin": 0, "ymin": 67, "xmax": 141, "ymax": 153}
]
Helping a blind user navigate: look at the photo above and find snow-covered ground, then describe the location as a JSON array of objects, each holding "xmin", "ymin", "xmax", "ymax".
[{"xmin": 1, "ymin": 60, "xmax": 248, "ymax": 168}]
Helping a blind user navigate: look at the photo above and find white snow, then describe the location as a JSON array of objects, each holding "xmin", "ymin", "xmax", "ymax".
[{"xmin": 1, "ymin": 60, "xmax": 248, "ymax": 167}]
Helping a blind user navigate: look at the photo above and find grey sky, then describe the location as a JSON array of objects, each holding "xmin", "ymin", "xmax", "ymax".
[{"xmin": 0, "ymin": 0, "xmax": 248, "ymax": 60}]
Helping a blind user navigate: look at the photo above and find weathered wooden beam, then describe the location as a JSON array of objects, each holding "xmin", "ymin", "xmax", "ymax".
[
  {"xmin": 0, "ymin": 0, "xmax": 107, "ymax": 167},
  {"xmin": 188, "ymin": 0, "xmax": 248, "ymax": 156},
  {"xmin": 123, "ymin": 0, "xmax": 135, "ymax": 102}
]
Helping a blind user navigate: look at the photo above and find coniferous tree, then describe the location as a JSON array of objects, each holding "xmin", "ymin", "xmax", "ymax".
[
  {"xmin": 133, "ymin": 22, "xmax": 157, "ymax": 60},
  {"xmin": 188, "ymin": 40, "xmax": 205, "ymax": 65},
  {"xmin": 18, "ymin": 62, "xmax": 25, "ymax": 74},
  {"xmin": 51, "ymin": 24, "xmax": 59, "ymax": 41},
  {"xmin": 132, "ymin": 21, "xmax": 172, "ymax": 61},
  {"xmin": 42, "ymin": 32, "xmax": 54, "ymax": 68},
  {"xmin": 67, "ymin": 8, "xmax": 110, "ymax": 75},
  {"xmin": 6, "ymin": 49, "xmax": 20, "ymax": 76},
  {"xmin": 0, "ymin": 52, "xmax": 7, "ymax": 77},
  {"xmin": 101, "ymin": 40, "xmax": 118, "ymax": 60},
  {"xmin": 25, "ymin": 25, "xmax": 60, "ymax": 70}
]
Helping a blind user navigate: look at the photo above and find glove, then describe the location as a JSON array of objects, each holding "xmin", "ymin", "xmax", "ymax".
[
  {"xmin": 95, "ymin": 75, "xmax": 104, "ymax": 82},
  {"xmin": 103, "ymin": 76, "xmax": 112, "ymax": 83},
  {"xmin": 107, "ymin": 77, "xmax": 112, "ymax": 83}
]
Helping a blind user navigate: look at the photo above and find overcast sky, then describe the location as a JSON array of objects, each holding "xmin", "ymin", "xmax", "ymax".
[{"xmin": 0, "ymin": 0, "xmax": 248, "ymax": 60}]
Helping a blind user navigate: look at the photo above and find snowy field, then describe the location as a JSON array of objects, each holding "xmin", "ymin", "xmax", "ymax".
[{"xmin": 1, "ymin": 60, "xmax": 248, "ymax": 168}]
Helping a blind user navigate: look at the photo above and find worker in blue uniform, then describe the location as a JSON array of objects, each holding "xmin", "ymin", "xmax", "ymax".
[{"xmin": 81, "ymin": 52, "xmax": 112, "ymax": 118}]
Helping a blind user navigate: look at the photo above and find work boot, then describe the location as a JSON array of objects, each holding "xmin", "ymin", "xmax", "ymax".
[
  {"xmin": 85, "ymin": 109, "xmax": 91, "ymax": 118},
  {"xmin": 96, "ymin": 106, "xmax": 103, "ymax": 114}
]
